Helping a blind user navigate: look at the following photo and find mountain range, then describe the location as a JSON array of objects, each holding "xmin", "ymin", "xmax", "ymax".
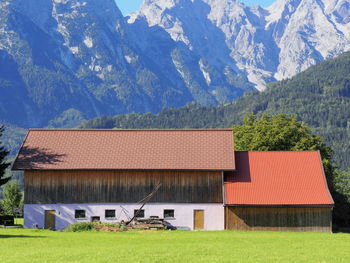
[{"xmin": 0, "ymin": 0, "xmax": 349, "ymax": 128}]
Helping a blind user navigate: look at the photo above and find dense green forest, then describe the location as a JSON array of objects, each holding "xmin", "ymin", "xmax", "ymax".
[{"xmin": 81, "ymin": 52, "xmax": 350, "ymax": 170}]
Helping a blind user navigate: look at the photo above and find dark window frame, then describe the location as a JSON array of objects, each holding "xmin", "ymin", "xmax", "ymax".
[
  {"xmin": 75, "ymin": 209, "xmax": 86, "ymax": 219},
  {"xmin": 105, "ymin": 209, "xmax": 116, "ymax": 219},
  {"xmin": 164, "ymin": 209, "xmax": 175, "ymax": 219},
  {"xmin": 134, "ymin": 209, "xmax": 145, "ymax": 218}
]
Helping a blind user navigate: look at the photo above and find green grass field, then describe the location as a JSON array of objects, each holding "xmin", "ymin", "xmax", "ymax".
[{"xmin": 0, "ymin": 229, "xmax": 350, "ymax": 263}]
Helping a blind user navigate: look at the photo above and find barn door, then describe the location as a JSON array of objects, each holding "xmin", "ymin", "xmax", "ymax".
[
  {"xmin": 44, "ymin": 210, "xmax": 56, "ymax": 230},
  {"xmin": 194, "ymin": 210, "xmax": 204, "ymax": 230}
]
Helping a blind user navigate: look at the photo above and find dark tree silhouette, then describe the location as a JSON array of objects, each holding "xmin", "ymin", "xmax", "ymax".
[{"xmin": 0, "ymin": 125, "xmax": 11, "ymax": 186}]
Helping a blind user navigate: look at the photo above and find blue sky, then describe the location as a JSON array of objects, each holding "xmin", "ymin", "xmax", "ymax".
[{"xmin": 115, "ymin": 0, "xmax": 277, "ymax": 15}]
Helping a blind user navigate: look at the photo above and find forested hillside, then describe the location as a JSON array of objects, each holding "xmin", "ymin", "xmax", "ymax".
[{"xmin": 81, "ymin": 52, "xmax": 350, "ymax": 170}]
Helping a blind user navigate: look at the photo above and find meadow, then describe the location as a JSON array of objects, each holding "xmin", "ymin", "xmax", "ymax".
[{"xmin": 0, "ymin": 228, "xmax": 350, "ymax": 263}]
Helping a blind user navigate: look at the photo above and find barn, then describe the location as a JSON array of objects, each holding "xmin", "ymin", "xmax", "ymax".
[
  {"xmin": 224, "ymin": 151, "xmax": 334, "ymax": 232},
  {"xmin": 12, "ymin": 129, "xmax": 334, "ymax": 231}
]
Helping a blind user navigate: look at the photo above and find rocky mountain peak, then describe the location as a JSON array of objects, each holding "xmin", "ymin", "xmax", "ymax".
[{"xmin": 130, "ymin": 0, "xmax": 350, "ymax": 90}]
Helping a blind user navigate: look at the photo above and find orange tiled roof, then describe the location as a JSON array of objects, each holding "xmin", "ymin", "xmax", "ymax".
[
  {"xmin": 12, "ymin": 129, "xmax": 235, "ymax": 171},
  {"xmin": 225, "ymin": 151, "xmax": 334, "ymax": 206}
]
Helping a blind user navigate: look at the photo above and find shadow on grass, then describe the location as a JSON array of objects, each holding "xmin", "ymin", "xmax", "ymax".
[{"xmin": 0, "ymin": 235, "xmax": 46, "ymax": 239}]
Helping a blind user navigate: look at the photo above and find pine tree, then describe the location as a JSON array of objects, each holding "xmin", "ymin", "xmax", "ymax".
[{"xmin": 0, "ymin": 125, "xmax": 11, "ymax": 186}]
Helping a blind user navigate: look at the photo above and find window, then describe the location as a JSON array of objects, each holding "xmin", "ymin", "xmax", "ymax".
[
  {"xmin": 164, "ymin": 209, "xmax": 175, "ymax": 219},
  {"xmin": 91, "ymin": 216, "xmax": 100, "ymax": 222},
  {"xmin": 134, "ymin": 209, "xmax": 145, "ymax": 218},
  {"xmin": 75, "ymin": 210, "xmax": 86, "ymax": 219},
  {"xmin": 105, "ymin": 210, "xmax": 116, "ymax": 219}
]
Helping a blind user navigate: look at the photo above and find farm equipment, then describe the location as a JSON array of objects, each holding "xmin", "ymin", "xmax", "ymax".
[
  {"xmin": 123, "ymin": 183, "xmax": 177, "ymax": 230},
  {"xmin": 128, "ymin": 217, "xmax": 177, "ymax": 230}
]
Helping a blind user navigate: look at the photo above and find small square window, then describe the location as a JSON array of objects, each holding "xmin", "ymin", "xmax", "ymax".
[
  {"xmin": 164, "ymin": 209, "xmax": 175, "ymax": 219},
  {"xmin": 134, "ymin": 209, "xmax": 145, "ymax": 218},
  {"xmin": 105, "ymin": 210, "xmax": 116, "ymax": 218},
  {"xmin": 75, "ymin": 210, "xmax": 86, "ymax": 219}
]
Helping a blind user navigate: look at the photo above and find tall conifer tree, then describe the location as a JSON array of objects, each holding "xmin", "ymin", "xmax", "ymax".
[{"xmin": 0, "ymin": 125, "xmax": 11, "ymax": 186}]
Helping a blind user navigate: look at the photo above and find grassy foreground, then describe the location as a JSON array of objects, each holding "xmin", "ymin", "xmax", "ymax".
[{"xmin": 0, "ymin": 229, "xmax": 350, "ymax": 263}]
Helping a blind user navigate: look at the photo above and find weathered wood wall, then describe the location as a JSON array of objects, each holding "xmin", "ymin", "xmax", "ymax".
[
  {"xmin": 25, "ymin": 170, "xmax": 223, "ymax": 204},
  {"xmin": 225, "ymin": 207, "xmax": 332, "ymax": 232}
]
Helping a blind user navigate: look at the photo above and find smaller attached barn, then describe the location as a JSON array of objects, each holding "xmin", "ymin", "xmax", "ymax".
[{"xmin": 224, "ymin": 151, "xmax": 334, "ymax": 232}]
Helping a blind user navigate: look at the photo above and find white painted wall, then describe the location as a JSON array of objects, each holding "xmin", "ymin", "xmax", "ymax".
[{"xmin": 24, "ymin": 203, "xmax": 224, "ymax": 231}]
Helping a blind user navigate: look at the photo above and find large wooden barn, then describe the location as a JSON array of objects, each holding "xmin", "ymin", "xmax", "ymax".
[{"xmin": 12, "ymin": 129, "xmax": 334, "ymax": 231}]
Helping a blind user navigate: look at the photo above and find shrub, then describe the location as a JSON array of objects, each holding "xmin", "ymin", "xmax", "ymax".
[
  {"xmin": 65, "ymin": 222, "xmax": 124, "ymax": 232},
  {"xmin": 65, "ymin": 222, "xmax": 98, "ymax": 232},
  {"xmin": 99, "ymin": 222, "xmax": 121, "ymax": 228}
]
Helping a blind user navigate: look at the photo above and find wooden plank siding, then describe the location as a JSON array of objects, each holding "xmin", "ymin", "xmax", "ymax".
[
  {"xmin": 225, "ymin": 207, "xmax": 332, "ymax": 232},
  {"xmin": 25, "ymin": 170, "xmax": 223, "ymax": 204}
]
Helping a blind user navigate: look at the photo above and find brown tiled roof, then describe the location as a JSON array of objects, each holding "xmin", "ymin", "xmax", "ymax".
[
  {"xmin": 225, "ymin": 151, "xmax": 334, "ymax": 206},
  {"xmin": 12, "ymin": 129, "xmax": 235, "ymax": 171}
]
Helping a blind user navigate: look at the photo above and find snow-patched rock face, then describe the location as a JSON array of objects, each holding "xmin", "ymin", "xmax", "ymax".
[
  {"xmin": 267, "ymin": 0, "xmax": 350, "ymax": 80},
  {"xmin": 130, "ymin": 0, "xmax": 350, "ymax": 90},
  {"xmin": 127, "ymin": 0, "xmax": 253, "ymax": 104},
  {"xmin": 7, "ymin": 0, "xmax": 127, "ymax": 71},
  {"xmin": 0, "ymin": 0, "xmax": 179, "ymax": 126}
]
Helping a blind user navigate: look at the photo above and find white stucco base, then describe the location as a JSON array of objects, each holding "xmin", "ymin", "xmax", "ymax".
[{"xmin": 24, "ymin": 203, "xmax": 224, "ymax": 231}]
